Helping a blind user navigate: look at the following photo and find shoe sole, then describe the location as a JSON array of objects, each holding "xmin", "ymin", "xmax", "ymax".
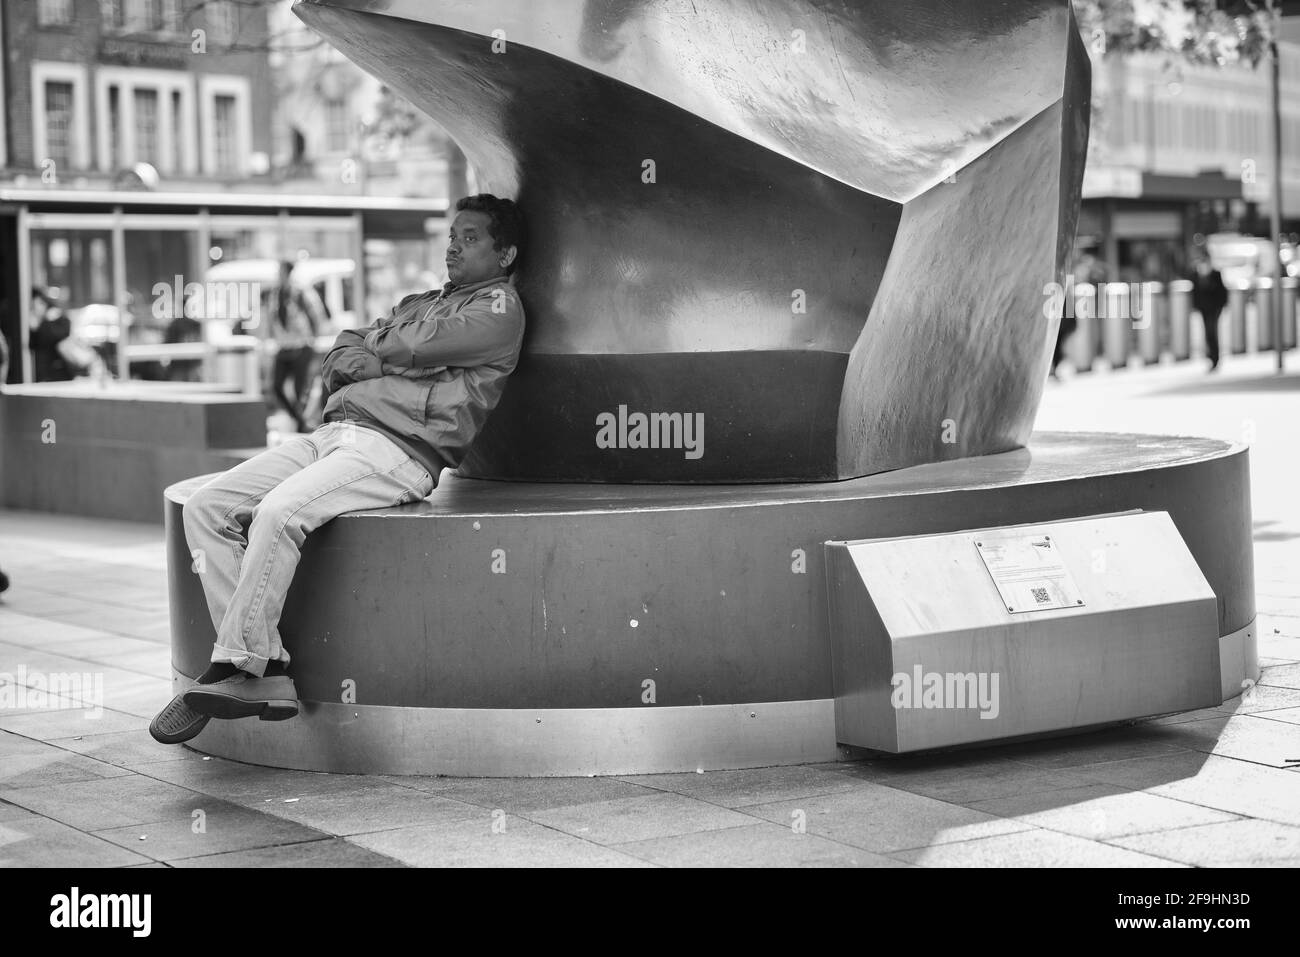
[
  {"xmin": 149, "ymin": 694, "xmax": 211, "ymax": 744},
  {"xmin": 183, "ymin": 689, "xmax": 299, "ymax": 721}
]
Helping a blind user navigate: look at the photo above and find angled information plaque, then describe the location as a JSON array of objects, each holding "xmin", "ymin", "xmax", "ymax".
[
  {"xmin": 974, "ymin": 533, "xmax": 1085, "ymax": 613},
  {"xmin": 824, "ymin": 511, "xmax": 1221, "ymax": 753}
]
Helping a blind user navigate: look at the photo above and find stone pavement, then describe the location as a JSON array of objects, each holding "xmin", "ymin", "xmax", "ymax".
[{"xmin": 1, "ymin": 353, "xmax": 1298, "ymax": 867}]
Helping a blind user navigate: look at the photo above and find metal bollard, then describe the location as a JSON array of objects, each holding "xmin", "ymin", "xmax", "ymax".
[
  {"xmin": 1136, "ymin": 281, "xmax": 1162, "ymax": 364},
  {"xmin": 1284, "ymin": 277, "xmax": 1298, "ymax": 350},
  {"xmin": 1256, "ymin": 277, "xmax": 1275, "ymax": 351},
  {"xmin": 1102, "ymin": 283, "xmax": 1130, "ymax": 367},
  {"xmin": 1168, "ymin": 279, "xmax": 1192, "ymax": 360},
  {"xmin": 1227, "ymin": 283, "xmax": 1248, "ymax": 354}
]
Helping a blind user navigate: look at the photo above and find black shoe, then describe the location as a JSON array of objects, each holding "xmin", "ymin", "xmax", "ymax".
[
  {"xmin": 183, "ymin": 672, "xmax": 300, "ymax": 721},
  {"xmin": 149, "ymin": 694, "xmax": 210, "ymax": 744},
  {"xmin": 0, "ymin": 569, "xmax": 8, "ymax": 594}
]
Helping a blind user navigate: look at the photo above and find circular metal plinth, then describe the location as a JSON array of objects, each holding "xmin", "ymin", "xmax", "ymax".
[
  {"xmin": 176, "ymin": 680, "xmax": 836, "ymax": 777},
  {"xmin": 165, "ymin": 432, "xmax": 1256, "ymax": 775}
]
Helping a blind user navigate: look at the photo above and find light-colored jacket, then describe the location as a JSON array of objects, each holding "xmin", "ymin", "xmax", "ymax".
[{"xmin": 320, "ymin": 276, "xmax": 525, "ymax": 484}]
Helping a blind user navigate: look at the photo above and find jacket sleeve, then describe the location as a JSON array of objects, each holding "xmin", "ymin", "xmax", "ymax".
[
  {"xmin": 320, "ymin": 327, "xmax": 382, "ymax": 394},
  {"xmin": 362, "ymin": 291, "xmax": 522, "ymax": 369},
  {"xmin": 320, "ymin": 292, "xmax": 430, "ymax": 392}
]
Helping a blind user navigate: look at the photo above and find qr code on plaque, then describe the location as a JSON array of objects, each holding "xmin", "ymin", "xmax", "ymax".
[{"xmin": 1031, "ymin": 586, "xmax": 1051, "ymax": 604}]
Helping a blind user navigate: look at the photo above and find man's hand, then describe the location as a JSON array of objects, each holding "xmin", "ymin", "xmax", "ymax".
[
  {"xmin": 379, "ymin": 360, "xmax": 447, "ymax": 379},
  {"xmin": 320, "ymin": 328, "xmax": 382, "ymax": 394}
]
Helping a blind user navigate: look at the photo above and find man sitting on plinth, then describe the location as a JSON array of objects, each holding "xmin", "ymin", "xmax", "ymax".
[{"xmin": 150, "ymin": 194, "xmax": 525, "ymax": 744}]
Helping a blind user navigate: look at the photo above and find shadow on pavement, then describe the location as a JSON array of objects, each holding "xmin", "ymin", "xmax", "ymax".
[{"xmin": 1148, "ymin": 372, "xmax": 1300, "ymax": 398}]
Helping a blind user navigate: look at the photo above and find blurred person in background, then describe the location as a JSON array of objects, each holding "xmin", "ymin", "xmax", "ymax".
[
  {"xmin": 0, "ymin": 314, "xmax": 9, "ymax": 385},
  {"xmin": 1051, "ymin": 253, "xmax": 1105, "ymax": 379},
  {"xmin": 28, "ymin": 287, "xmax": 106, "ymax": 382},
  {"xmin": 1190, "ymin": 253, "xmax": 1228, "ymax": 372},
  {"xmin": 163, "ymin": 305, "xmax": 204, "ymax": 382},
  {"xmin": 270, "ymin": 261, "xmax": 326, "ymax": 432},
  {"xmin": 28, "ymin": 288, "xmax": 75, "ymax": 382}
]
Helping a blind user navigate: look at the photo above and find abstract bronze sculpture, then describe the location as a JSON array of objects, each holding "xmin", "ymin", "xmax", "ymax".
[
  {"xmin": 161, "ymin": 2, "xmax": 1254, "ymax": 776},
  {"xmin": 293, "ymin": 0, "xmax": 1091, "ymax": 482}
]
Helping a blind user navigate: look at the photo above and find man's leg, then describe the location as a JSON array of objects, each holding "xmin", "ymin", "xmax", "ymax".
[
  {"xmin": 182, "ymin": 431, "xmax": 324, "ymax": 649},
  {"xmin": 153, "ymin": 432, "xmax": 327, "ymax": 743},
  {"xmin": 207, "ymin": 423, "xmax": 433, "ymax": 679},
  {"xmin": 271, "ymin": 349, "xmax": 305, "ymax": 431},
  {"xmin": 290, "ymin": 347, "xmax": 314, "ymax": 431},
  {"xmin": 1204, "ymin": 308, "xmax": 1221, "ymax": 368}
]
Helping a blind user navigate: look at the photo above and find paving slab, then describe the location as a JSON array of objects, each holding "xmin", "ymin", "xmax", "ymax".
[
  {"xmin": 1074, "ymin": 753, "xmax": 1300, "ymax": 826},
  {"xmin": 836, "ymin": 755, "xmax": 1096, "ymax": 806},
  {"xmin": 349, "ymin": 817, "xmax": 655, "ymax": 867},
  {"xmin": 966, "ymin": 783, "xmax": 1239, "ymax": 840},
  {"xmin": 170, "ymin": 837, "xmax": 406, "ymax": 868},
  {"xmin": 427, "ymin": 774, "xmax": 659, "ymax": 812},
  {"xmin": 1109, "ymin": 818, "xmax": 1300, "ymax": 867},
  {"xmin": 48, "ymin": 729, "xmax": 195, "ymax": 769},
  {"xmin": 891, "ymin": 828, "xmax": 1185, "ymax": 868},
  {"xmin": 1213, "ymin": 684, "xmax": 1300, "ymax": 715},
  {"xmin": 94, "ymin": 805, "xmax": 331, "ymax": 862},
  {"xmin": 615, "ymin": 765, "xmax": 859, "ymax": 808},
  {"xmin": 740, "ymin": 783, "xmax": 1032, "ymax": 853},
  {"xmin": 0, "ymin": 816, "xmax": 154, "ymax": 867},
  {"xmin": 614, "ymin": 821, "xmax": 911, "ymax": 868},
  {"xmin": 1259, "ymin": 662, "xmax": 1300, "ymax": 689},
  {"xmin": 0, "ymin": 705, "xmax": 150, "ymax": 740},
  {"xmin": 1, "ymin": 774, "xmax": 216, "ymax": 831},
  {"xmin": 524, "ymin": 791, "xmax": 756, "ymax": 846},
  {"xmin": 137, "ymin": 753, "xmax": 377, "ymax": 804},
  {"xmin": 0, "ymin": 746, "xmax": 134, "ymax": 790},
  {"xmin": 256, "ymin": 782, "xmax": 484, "ymax": 836}
]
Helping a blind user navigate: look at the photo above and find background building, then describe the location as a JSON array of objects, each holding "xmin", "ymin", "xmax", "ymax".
[
  {"xmin": 0, "ymin": 0, "xmax": 448, "ymax": 385},
  {"xmin": 1080, "ymin": 20, "xmax": 1300, "ymax": 281}
]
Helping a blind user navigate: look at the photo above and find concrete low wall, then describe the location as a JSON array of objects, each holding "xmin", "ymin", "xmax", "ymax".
[{"xmin": 1, "ymin": 381, "xmax": 265, "ymax": 523}]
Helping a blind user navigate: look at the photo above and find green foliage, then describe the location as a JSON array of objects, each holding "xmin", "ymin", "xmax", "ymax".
[{"xmin": 1073, "ymin": 0, "xmax": 1275, "ymax": 67}]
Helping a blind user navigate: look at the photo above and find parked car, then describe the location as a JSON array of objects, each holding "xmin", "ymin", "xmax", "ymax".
[
  {"xmin": 1206, "ymin": 233, "xmax": 1300, "ymax": 285},
  {"xmin": 201, "ymin": 258, "xmax": 355, "ymax": 343}
]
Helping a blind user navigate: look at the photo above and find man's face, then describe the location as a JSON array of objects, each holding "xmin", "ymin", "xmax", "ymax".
[{"xmin": 446, "ymin": 210, "xmax": 507, "ymax": 287}]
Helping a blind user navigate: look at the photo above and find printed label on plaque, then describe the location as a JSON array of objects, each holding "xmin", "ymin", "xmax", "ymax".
[{"xmin": 974, "ymin": 533, "xmax": 1085, "ymax": 614}]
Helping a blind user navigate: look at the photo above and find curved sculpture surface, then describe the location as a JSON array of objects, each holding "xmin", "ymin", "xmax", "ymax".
[{"xmin": 294, "ymin": 0, "xmax": 1091, "ymax": 482}]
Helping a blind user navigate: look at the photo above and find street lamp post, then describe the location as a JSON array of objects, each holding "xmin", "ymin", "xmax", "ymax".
[{"xmin": 1269, "ymin": 1, "xmax": 1285, "ymax": 373}]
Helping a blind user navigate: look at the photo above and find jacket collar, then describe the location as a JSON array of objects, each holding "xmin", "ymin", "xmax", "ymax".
[{"xmin": 437, "ymin": 275, "xmax": 509, "ymax": 301}]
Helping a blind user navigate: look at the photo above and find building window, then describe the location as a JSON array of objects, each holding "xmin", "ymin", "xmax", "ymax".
[
  {"xmin": 38, "ymin": 0, "xmax": 75, "ymax": 26},
  {"xmin": 103, "ymin": 0, "xmax": 180, "ymax": 32},
  {"xmin": 44, "ymin": 81, "xmax": 75, "ymax": 168},
  {"xmin": 108, "ymin": 84, "xmax": 123, "ymax": 168},
  {"xmin": 214, "ymin": 94, "xmax": 236, "ymax": 173},
  {"xmin": 96, "ymin": 69, "xmax": 195, "ymax": 174},
  {"xmin": 171, "ymin": 90, "xmax": 184, "ymax": 172},
  {"xmin": 208, "ymin": 1, "xmax": 237, "ymax": 45},
  {"xmin": 160, "ymin": 0, "xmax": 183, "ymax": 33},
  {"xmin": 325, "ymin": 97, "xmax": 350, "ymax": 153},
  {"xmin": 34, "ymin": 62, "xmax": 90, "ymax": 170},
  {"xmin": 134, "ymin": 88, "xmax": 159, "ymax": 165},
  {"xmin": 125, "ymin": 0, "xmax": 151, "ymax": 31}
]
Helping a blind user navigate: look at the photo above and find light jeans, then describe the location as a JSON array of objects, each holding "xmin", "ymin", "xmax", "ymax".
[{"xmin": 182, "ymin": 421, "xmax": 434, "ymax": 676}]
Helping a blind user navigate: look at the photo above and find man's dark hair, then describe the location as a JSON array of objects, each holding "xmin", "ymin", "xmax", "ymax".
[{"xmin": 455, "ymin": 194, "xmax": 524, "ymax": 274}]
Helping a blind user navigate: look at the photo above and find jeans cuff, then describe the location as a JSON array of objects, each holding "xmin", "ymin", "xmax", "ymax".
[{"xmin": 211, "ymin": 643, "xmax": 269, "ymax": 677}]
